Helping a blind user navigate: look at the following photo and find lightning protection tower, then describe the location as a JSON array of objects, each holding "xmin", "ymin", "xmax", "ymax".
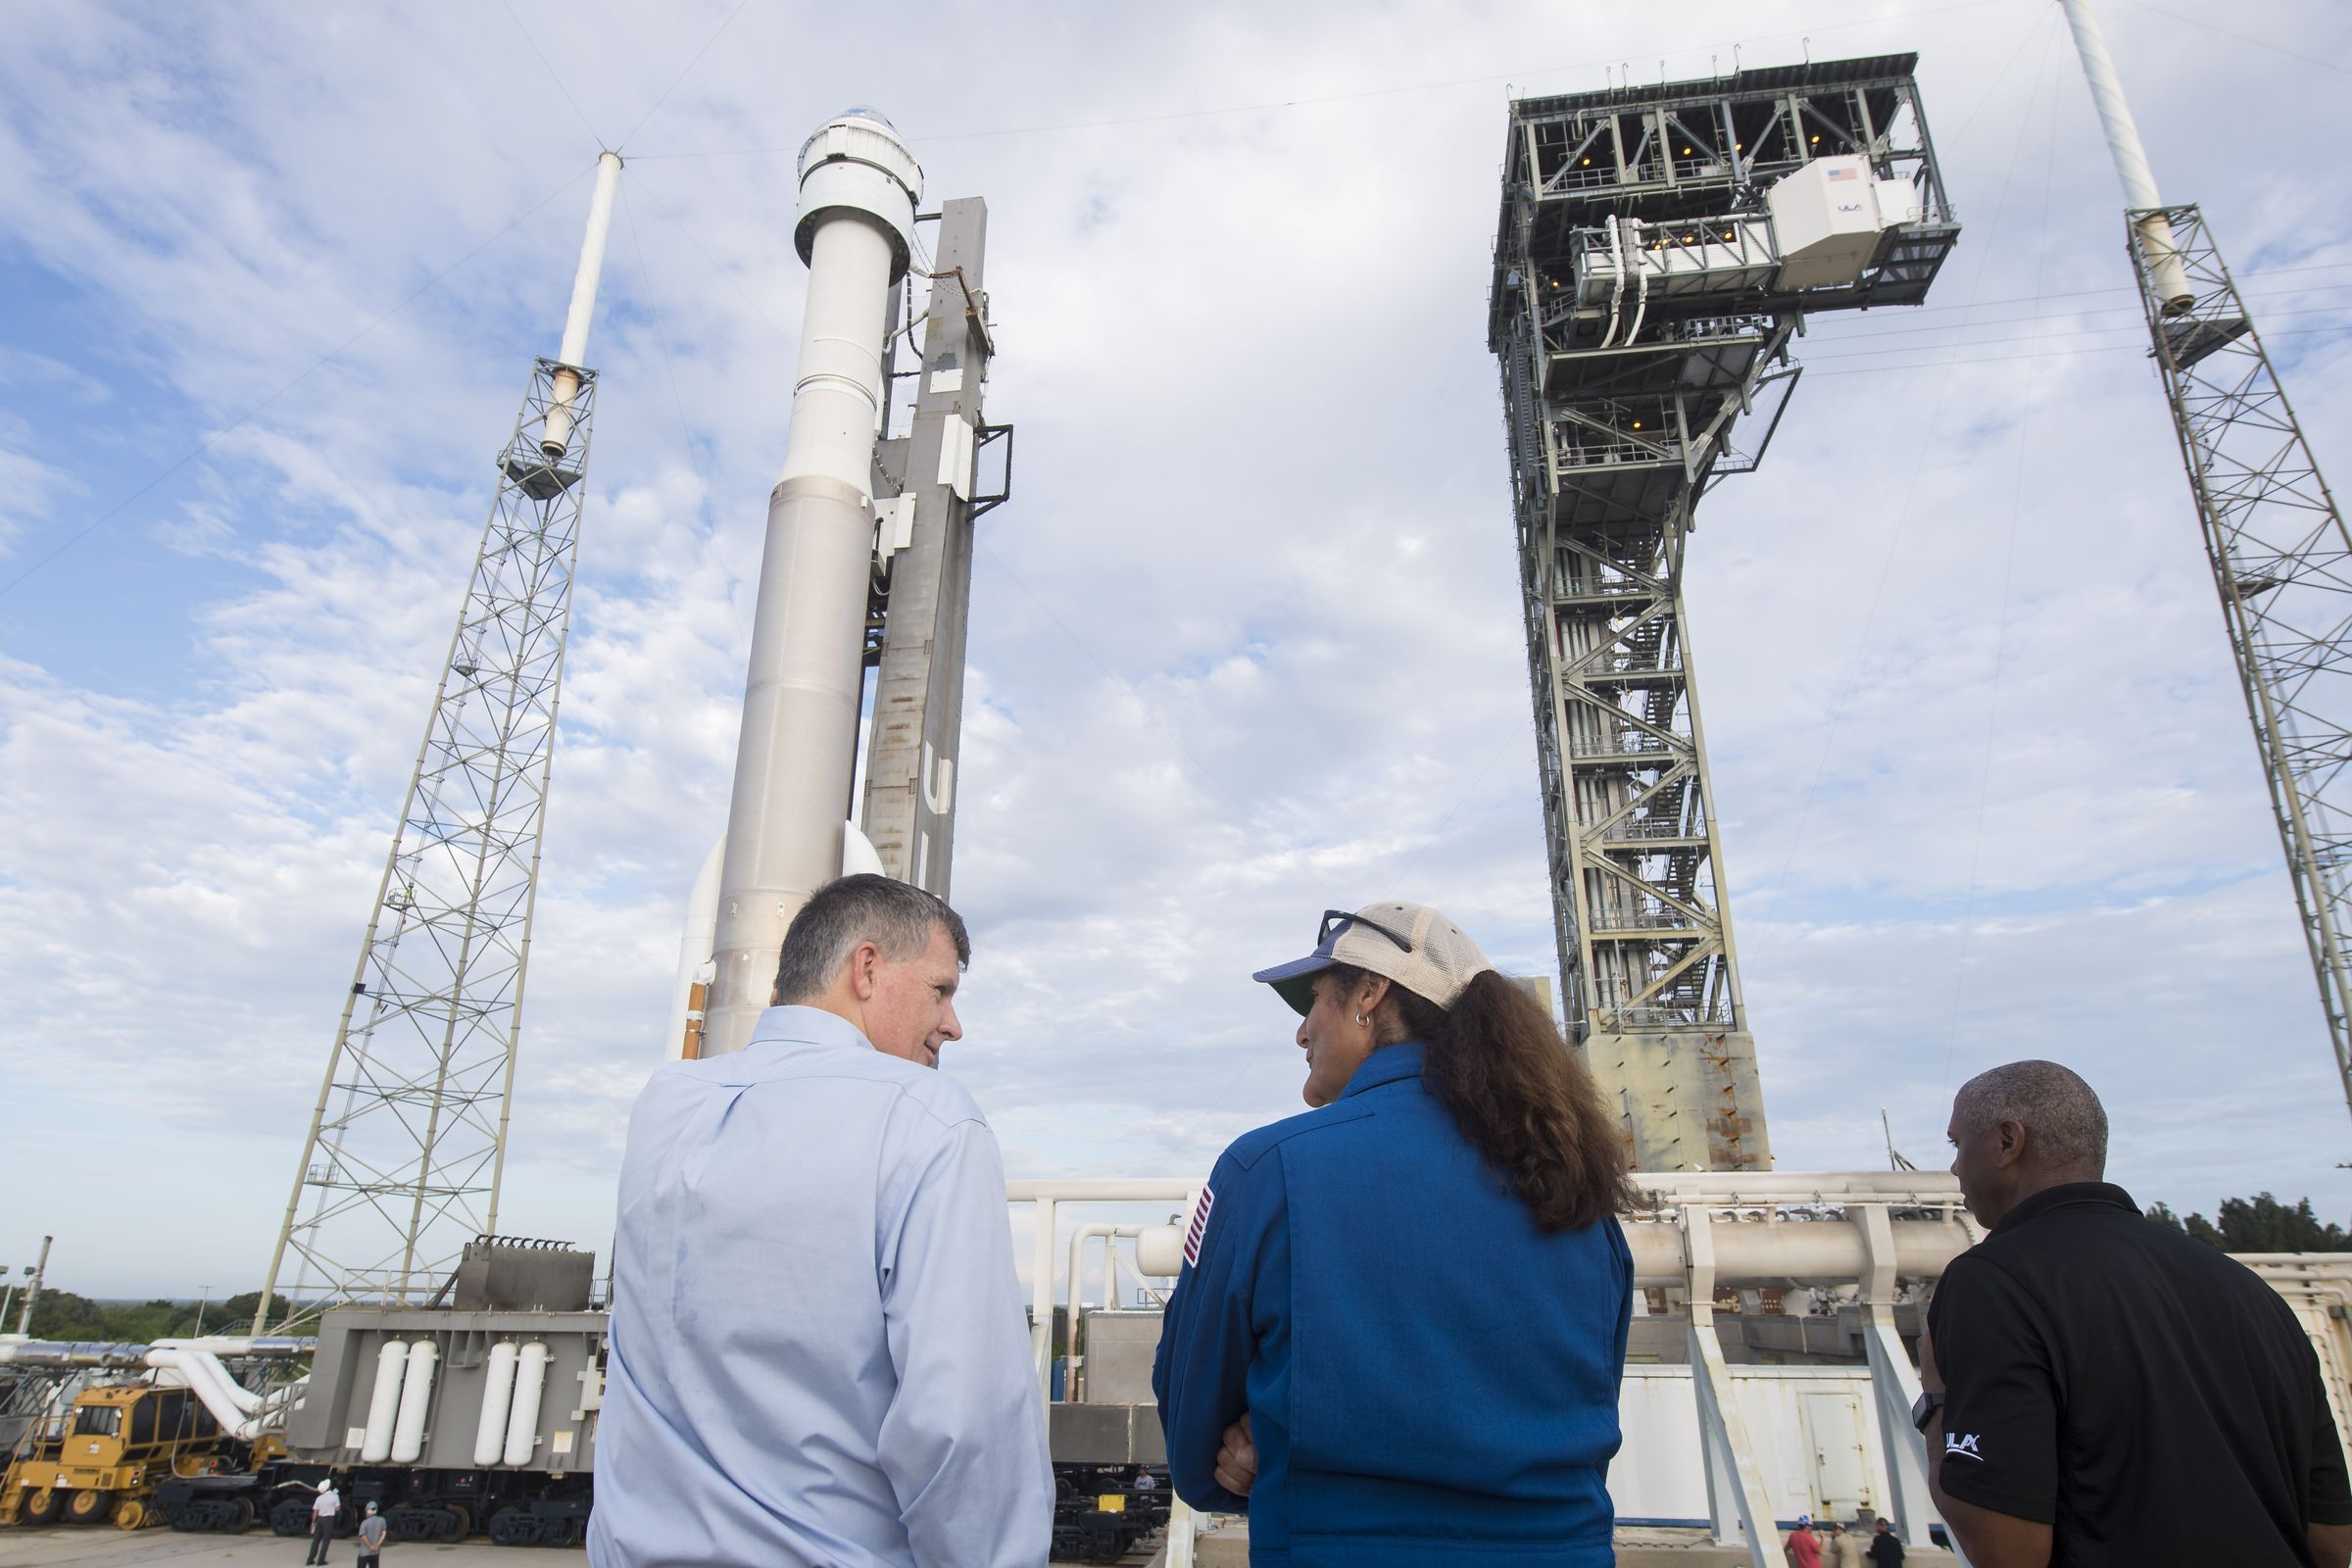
[
  {"xmin": 1490, "ymin": 58, "xmax": 1960, "ymax": 1170},
  {"xmin": 2062, "ymin": 0, "xmax": 2352, "ymax": 1127},
  {"xmin": 255, "ymin": 153, "xmax": 624, "ymax": 1331}
]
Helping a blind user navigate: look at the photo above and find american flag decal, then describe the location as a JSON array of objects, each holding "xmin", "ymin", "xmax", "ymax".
[
  {"xmin": 1184, "ymin": 1187, "xmax": 1215, "ymax": 1267},
  {"xmin": 1827, "ymin": 166, "xmax": 1857, "ymax": 181}
]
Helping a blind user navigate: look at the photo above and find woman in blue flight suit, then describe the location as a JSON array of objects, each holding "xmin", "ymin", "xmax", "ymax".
[{"xmin": 1152, "ymin": 902, "xmax": 1636, "ymax": 1568}]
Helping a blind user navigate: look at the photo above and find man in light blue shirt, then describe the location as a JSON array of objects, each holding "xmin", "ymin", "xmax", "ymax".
[{"xmin": 589, "ymin": 874, "xmax": 1053, "ymax": 1568}]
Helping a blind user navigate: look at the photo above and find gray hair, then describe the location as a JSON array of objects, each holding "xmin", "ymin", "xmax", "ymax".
[
  {"xmin": 772, "ymin": 874, "xmax": 970, "ymax": 1004},
  {"xmin": 1952, "ymin": 1059, "xmax": 2108, "ymax": 1176}
]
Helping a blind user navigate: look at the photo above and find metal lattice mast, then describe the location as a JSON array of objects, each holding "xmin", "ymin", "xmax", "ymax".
[
  {"xmin": 2062, "ymin": 0, "xmax": 2352, "ymax": 1124},
  {"xmin": 255, "ymin": 154, "xmax": 622, "ymax": 1331},
  {"xmin": 1491, "ymin": 60, "xmax": 1959, "ymax": 1170},
  {"xmin": 2132, "ymin": 215, "xmax": 2352, "ymax": 1114}
]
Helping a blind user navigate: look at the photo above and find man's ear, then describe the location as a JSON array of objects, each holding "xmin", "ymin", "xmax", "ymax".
[
  {"xmin": 1995, "ymin": 1117, "xmax": 2027, "ymax": 1167},
  {"xmin": 846, "ymin": 940, "xmax": 884, "ymax": 1003}
]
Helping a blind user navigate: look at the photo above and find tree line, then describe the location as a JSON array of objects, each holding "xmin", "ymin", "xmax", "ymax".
[
  {"xmin": 11, "ymin": 1289, "xmax": 289, "ymax": 1343},
  {"xmin": 2144, "ymin": 1193, "xmax": 2352, "ymax": 1253}
]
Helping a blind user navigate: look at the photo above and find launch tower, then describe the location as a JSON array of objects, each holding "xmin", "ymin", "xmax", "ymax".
[
  {"xmin": 255, "ymin": 154, "xmax": 624, "ymax": 1328},
  {"xmin": 2061, "ymin": 0, "xmax": 2352, "ymax": 1126},
  {"xmin": 1490, "ymin": 59, "xmax": 1958, "ymax": 1169}
]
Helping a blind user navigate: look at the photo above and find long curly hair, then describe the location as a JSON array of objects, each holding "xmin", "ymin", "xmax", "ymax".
[{"xmin": 1328, "ymin": 962, "xmax": 1635, "ymax": 1232}]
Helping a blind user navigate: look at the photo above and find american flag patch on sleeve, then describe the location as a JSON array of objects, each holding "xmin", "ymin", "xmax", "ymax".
[{"xmin": 1184, "ymin": 1186, "xmax": 1215, "ymax": 1267}]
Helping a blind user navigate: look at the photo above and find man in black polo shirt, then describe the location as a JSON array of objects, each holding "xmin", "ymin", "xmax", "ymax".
[{"xmin": 1914, "ymin": 1059, "xmax": 2352, "ymax": 1568}]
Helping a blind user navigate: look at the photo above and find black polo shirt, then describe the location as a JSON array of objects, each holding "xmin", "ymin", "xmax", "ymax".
[{"xmin": 1930, "ymin": 1182, "xmax": 2352, "ymax": 1566}]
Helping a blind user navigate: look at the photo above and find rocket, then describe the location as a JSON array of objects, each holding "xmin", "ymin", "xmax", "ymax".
[{"xmin": 694, "ymin": 110, "xmax": 923, "ymax": 1060}]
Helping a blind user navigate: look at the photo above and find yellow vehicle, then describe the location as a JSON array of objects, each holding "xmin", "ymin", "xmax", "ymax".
[{"xmin": 0, "ymin": 1382, "xmax": 231, "ymax": 1530}]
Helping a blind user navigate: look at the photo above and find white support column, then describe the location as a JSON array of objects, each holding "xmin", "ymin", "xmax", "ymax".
[
  {"xmin": 1856, "ymin": 1203, "xmax": 1957, "ymax": 1559},
  {"xmin": 1031, "ymin": 1196, "xmax": 1058, "ymax": 1398},
  {"xmin": 1683, "ymin": 1206, "xmax": 1782, "ymax": 1567}
]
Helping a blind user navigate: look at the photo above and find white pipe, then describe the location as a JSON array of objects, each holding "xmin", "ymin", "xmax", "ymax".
[
  {"xmin": 360, "ymin": 1341, "xmax": 408, "ymax": 1462},
  {"xmin": 542, "ymin": 149, "xmax": 624, "ymax": 458},
  {"xmin": 665, "ymin": 835, "xmax": 725, "ymax": 1060},
  {"xmin": 142, "ymin": 1350, "xmax": 288, "ymax": 1442},
  {"xmin": 475, "ymin": 1341, "xmax": 520, "ymax": 1467},
  {"xmin": 504, "ymin": 1341, "xmax": 550, "ymax": 1467},
  {"xmin": 391, "ymin": 1338, "xmax": 438, "ymax": 1464},
  {"xmin": 1030, "ymin": 1198, "xmax": 1057, "ymax": 1396},
  {"xmin": 1598, "ymin": 215, "xmax": 1626, "ymax": 350},
  {"xmin": 1623, "ymin": 219, "xmax": 1651, "ymax": 346},
  {"xmin": 1624, "ymin": 1217, "xmax": 1973, "ymax": 1287},
  {"xmin": 1006, "ymin": 1179, "xmax": 1202, "ymax": 1202},
  {"xmin": 150, "ymin": 1337, "xmax": 314, "ymax": 1359},
  {"xmin": 2058, "ymin": 0, "xmax": 2194, "ymax": 312},
  {"xmin": 701, "ymin": 112, "xmax": 920, "ymax": 1059}
]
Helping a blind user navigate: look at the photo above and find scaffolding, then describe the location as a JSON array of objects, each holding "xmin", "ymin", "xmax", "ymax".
[
  {"xmin": 253, "ymin": 361, "xmax": 596, "ymax": 1329},
  {"xmin": 2130, "ymin": 206, "xmax": 2352, "ymax": 1121},
  {"xmin": 1490, "ymin": 57, "xmax": 1960, "ymax": 1169}
]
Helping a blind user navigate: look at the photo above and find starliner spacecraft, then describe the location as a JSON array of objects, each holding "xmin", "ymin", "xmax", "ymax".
[{"xmin": 670, "ymin": 109, "xmax": 1004, "ymax": 1060}]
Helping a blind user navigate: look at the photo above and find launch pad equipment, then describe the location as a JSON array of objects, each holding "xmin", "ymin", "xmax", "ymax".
[
  {"xmin": 256, "ymin": 153, "xmax": 626, "ymax": 1328},
  {"xmin": 1489, "ymin": 58, "xmax": 1960, "ymax": 1170},
  {"xmin": 2062, "ymin": 0, "xmax": 2352, "ymax": 1130}
]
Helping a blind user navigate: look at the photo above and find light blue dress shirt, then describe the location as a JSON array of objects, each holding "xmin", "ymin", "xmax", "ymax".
[{"xmin": 587, "ymin": 1005, "xmax": 1053, "ymax": 1568}]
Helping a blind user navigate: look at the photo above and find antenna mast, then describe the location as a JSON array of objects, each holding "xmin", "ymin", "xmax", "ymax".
[
  {"xmin": 255, "ymin": 153, "xmax": 623, "ymax": 1330},
  {"xmin": 2061, "ymin": 0, "xmax": 2352, "ymax": 1128}
]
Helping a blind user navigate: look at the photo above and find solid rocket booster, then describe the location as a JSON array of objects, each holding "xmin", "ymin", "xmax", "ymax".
[{"xmin": 700, "ymin": 111, "xmax": 921, "ymax": 1059}]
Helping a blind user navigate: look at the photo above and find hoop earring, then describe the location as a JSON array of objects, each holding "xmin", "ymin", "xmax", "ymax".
[{"xmin": 1354, "ymin": 1014, "xmax": 1366, "ymax": 1026}]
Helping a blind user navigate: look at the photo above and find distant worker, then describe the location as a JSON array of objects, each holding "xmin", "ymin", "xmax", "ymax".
[
  {"xmin": 1916, "ymin": 1060, "xmax": 2352, "ymax": 1568},
  {"xmin": 304, "ymin": 1480, "xmax": 339, "ymax": 1566},
  {"xmin": 1824, "ymin": 1521, "xmax": 1862, "ymax": 1568},
  {"xmin": 1865, "ymin": 1518, "xmax": 1902, "ymax": 1567},
  {"xmin": 355, "ymin": 1500, "xmax": 387, "ymax": 1568},
  {"xmin": 1787, "ymin": 1514, "xmax": 1822, "ymax": 1568},
  {"xmin": 1153, "ymin": 902, "xmax": 1637, "ymax": 1565},
  {"xmin": 589, "ymin": 875, "xmax": 1053, "ymax": 1568}
]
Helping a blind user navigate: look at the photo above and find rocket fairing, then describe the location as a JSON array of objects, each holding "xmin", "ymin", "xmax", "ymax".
[{"xmin": 698, "ymin": 110, "xmax": 923, "ymax": 1060}]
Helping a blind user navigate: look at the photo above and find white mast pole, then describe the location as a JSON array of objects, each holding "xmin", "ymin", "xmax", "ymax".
[
  {"xmin": 542, "ymin": 150, "xmax": 624, "ymax": 458},
  {"xmin": 2058, "ymin": 0, "xmax": 2194, "ymax": 312}
]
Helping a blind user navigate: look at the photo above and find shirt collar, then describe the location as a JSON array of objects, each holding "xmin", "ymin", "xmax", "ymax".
[
  {"xmin": 1991, "ymin": 1179, "xmax": 2138, "ymax": 1236},
  {"xmin": 1340, "ymin": 1041, "xmax": 1428, "ymax": 1099},
  {"xmin": 744, "ymin": 1004, "xmax": 875, "ymax": 1054}
]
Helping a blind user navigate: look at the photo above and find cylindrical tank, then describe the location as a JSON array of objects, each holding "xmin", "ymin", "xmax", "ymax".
[
  {"xmin": 473, "ymin": 1341, "xmax": 521, "ymax": 1467},
  {"xmin": 359, "ymin": 1341, "xmax": 409, "ymax": 1463},
  {"xmin": 700, "ymin": 109, "xmax": 922, "ymax": 1059},
  {"xmin": 503, "ymin": 1342, "xmax": 550, "ymax": 1468},
  {"xmin": 390, "ymin": 1338, "xmax": 438, "ymax": 1464},
  {"xmin": 1136, "ymin": 1226, "xmax": 1187, "ymax": 1277}
]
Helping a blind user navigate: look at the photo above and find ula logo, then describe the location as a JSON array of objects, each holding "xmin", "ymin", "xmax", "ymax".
[{"xmin": 1945, "ymin": 1433, "xmax": 1984, "ymax": 1462}]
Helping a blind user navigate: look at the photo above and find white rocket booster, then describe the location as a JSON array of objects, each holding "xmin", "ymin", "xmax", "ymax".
[{"xmin": 697, "ymin": 110, "xmax": 922, "ymax": 1059}]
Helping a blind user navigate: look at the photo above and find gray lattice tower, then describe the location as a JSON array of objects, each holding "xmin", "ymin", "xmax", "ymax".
[
  {"xmin": 2130, "ymin": 208, "xmax": 2352, "ymax": 1120},
  {"xmin": 252, "ymin": 361, "xmax": 598, "ymax": 1330},
  {"xmin": 1490, "ymin": 58, "xmax": 1959, "ymax": 1170}
]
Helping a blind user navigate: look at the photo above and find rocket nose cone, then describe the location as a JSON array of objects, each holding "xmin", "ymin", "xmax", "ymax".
[{"xmin": 838, "ymin": 105, "xmax": 897, "ymax": 130}]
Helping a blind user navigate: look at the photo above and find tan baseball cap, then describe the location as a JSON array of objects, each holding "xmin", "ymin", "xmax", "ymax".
[{"xmin": 1251, "ymin": 902, "xmax": 1495, "ymax": 1015}]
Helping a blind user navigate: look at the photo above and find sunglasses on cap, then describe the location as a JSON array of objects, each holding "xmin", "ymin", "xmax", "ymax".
[{"xmin": 1318, "ymin": 907, "xmax": 1413, "ymax": 955}]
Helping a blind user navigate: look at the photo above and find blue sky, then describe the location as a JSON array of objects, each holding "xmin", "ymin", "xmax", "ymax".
[{"xmin": 4, "ymin": 0, "xmax": 2352, "ymax": 1297}]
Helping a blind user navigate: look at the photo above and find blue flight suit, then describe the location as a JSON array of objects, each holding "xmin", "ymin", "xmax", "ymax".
[{"xmin": 1152, "ymin": 1043, "xmax": 1632, "ymax": 1568}]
